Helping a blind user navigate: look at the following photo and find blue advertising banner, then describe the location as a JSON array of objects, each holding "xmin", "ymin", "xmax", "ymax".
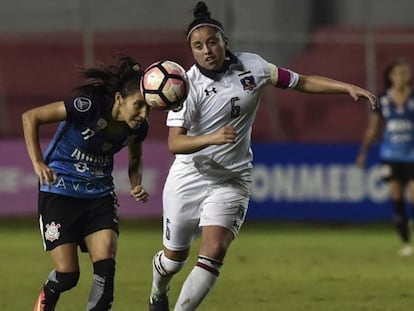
[{"xmin": 248, "ymin": 143, "xmax": 391, "ymax": 221}]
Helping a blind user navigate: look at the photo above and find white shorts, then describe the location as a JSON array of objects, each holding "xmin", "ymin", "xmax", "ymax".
[{"xmin": 162, "ymin": 161, "xmax": 251, "ymax": 251}]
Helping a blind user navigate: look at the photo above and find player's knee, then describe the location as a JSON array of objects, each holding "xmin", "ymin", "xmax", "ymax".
[
  {"xmin": 46, "ymin": 270, "xmax": 80, "ymax": 293},
  {"xmin": 87, "ymin": 259, "xmax": 115, "ymax": 311},
  {"xmin": 200, "ymin": 240, "xmax": 230, "ymax": 260},
  {"xmin": 153, "ymin": 250, "xmax": 187, "ymax": 276}
]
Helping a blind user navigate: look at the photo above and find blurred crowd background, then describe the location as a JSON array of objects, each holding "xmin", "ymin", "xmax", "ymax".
[
  {"xmin": 1, "ymin": 0, "xmax": 414, "ymax": 143},
  {"xmin": 1, "ymin": 0, "xmax": 414, "ymax": 221}
]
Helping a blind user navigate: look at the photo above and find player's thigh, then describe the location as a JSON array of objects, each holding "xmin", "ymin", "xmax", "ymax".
[
  {"xmin": 162, "ymin": 188, "xmax": 201, "ymax": 252},
  {"xmin": 201, "ymin": 182, "xmax": 250, "ymax": 237},
  {"xmin": 84, "ymin": 229, "xmax": 117, "ymax": 262},
  {"xmin": 199, "ymin": 225, "xmax": 234, "ymax": 261},
  {"xmin": 162, "ymin": 214, "xmax": 200, "ymax": 251},
  {"xmin": 38, "ymin": 192, "xmax": 84, "ymax": 251},
  {"xmin": 382, "ymin": 162, "xmax": 405, "ymax": 200},
  {"xmin": 162, "ymin": 165, "xmax": 207, "ymax": 251},
  {"xmin": 80, "ymin": 193, "xmax": 119, "ymax": 254},
  {"xmin": 388, "ymin": 179, "xmax": 405, "ymax": 200},
  {"xmin": 49, "ymin": 243, "xmax": 80, "ymax": 272}
]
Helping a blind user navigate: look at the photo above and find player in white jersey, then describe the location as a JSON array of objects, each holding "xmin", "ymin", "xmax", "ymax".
[{"xmin": 148, "ymin": 2, "xmax": 378, "ymax": 310}]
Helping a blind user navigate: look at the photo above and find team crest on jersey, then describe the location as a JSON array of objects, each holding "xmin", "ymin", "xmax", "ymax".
[
  {"xmin": 44, "ymin": 221, "xmax": 61, "ymax": 242},
  {"xmin": 73, "ymin": 97, "xmax": 92, "ymax": 112},
  {"xmin": 240, "ymin": 76, "xmax": 257, "ymax": 91}
]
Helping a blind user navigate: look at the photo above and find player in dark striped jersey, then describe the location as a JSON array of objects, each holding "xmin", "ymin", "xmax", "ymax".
[
  {"xmin": 357, "ymin": 59, "xmax": 414, "ymax": 256},
  {"xmin": 148, "ymin": 2, "xmax": 378, "ymax": 311},
  {"xmin": 22, "ymin": 56, "xmax": 150, "ymax": 310}
]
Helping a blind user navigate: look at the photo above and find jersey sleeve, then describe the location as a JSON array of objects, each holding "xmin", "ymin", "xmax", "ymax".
[
  {"xmin": 166, "ymin": 80, "xmax": 196, "ymax": 129},
  {"xmin": 64, "ymin": 96, "xmax": 95, "ymax": 123},
  {"xmin": 268, "ymin": 63, "xmax": 299, "ymax": 89},
  {"xmin": 244, "ymin": 53, "xmax": 298, "ymax": 89}
]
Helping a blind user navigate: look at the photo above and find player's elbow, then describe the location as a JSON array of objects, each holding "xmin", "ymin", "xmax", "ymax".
[
  {"xmin": 168, "ymin": 138, "xmax": 180, "ymax": 154},
  {"xmin": 21, "ymin": 110, "xmax": 35, "ymax": 130},
  {"xmin": 168, "ymin": 141, "xmax": 185, "ymax": 154}
]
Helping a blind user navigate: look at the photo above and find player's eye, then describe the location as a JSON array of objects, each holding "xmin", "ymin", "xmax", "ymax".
[
  {"xmin": 134, "ymin": 101, "xmax": 146, "ymax": 109},
  {"xmin": 193, "ymin": 43, "xmax": 203, "ymax": 50},
  {"xmin": 208, "ymin": 38, "xmax": 218, "ymax": 46}
]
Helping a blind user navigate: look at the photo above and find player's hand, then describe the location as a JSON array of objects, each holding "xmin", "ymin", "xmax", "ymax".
[
  {"xmin": 211, "ymin": 126, "xmax": 237, "ymax": 145},
  {"xmin": 130, "ymin": 185, "xmax": 149, "ymax": 203},
  {"xmin": 348, "ymin": 85, "xmax": 379, "ymax": 111},
  {"xmin": 33, "ymin": 161, "xmax": 57, "ymax": 189}
]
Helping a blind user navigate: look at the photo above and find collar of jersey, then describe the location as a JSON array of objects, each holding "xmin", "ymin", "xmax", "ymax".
[{"xmin": 196, "ymin": 50, "xmax": 242, "ymax": 80}]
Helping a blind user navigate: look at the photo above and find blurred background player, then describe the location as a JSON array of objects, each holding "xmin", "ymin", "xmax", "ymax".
[
  {"xmin": 356, "ymin": 58, "xmax": 414, "ymax": 257},
  {"xmin": 22, "ymin": 55, "xmax": 150, "ymax": 310},
  {"xmin": 148, "ymin": 2, "xmax": 378, "ymax": 310}
]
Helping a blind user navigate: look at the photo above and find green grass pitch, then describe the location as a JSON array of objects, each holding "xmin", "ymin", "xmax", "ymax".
[{"xmin": 1, "ymin": 218, "xmax": 413, "ymax": 310}]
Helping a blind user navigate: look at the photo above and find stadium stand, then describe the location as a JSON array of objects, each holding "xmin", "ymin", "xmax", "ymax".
[{"xmin": 1, "ymin": 27, "xmax": 414, "ymax": 142}]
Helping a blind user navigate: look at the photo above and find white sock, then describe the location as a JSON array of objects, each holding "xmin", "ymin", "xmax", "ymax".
[
  {"xmin": 151, "ymin": 250, "xmax": 186, "ymax": 300},
  {"xmin": 174, "ymin": 256, "xmax": 222, "ymax": 311}
]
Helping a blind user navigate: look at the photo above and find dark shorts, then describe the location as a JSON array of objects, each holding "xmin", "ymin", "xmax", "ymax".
[
  {"xmin": 38, "ymin": 191, "xmax": 119, "ymax": 252},
  {"xmin": 381, "ymin": 161, "xmax": 414, "ymax": 183}
]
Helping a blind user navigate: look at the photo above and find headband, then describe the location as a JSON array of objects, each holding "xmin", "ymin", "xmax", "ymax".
[{"xmin": 186, "ymin": 22, "xmax": 225, "ymax": 41}]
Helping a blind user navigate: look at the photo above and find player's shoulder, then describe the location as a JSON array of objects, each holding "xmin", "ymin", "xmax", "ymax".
[
  {"xmin": 186, "ymin": 65, "xmax": 201, "ymax": 80},
  {"xmin": 234, "ymin": 52, "xmax": 268, "ymax": 65},
  {"xmin": 186, "ymin": 65, "xmax": 212, "ymax": 92},
  {"xmin": 65, "ymin": 94, "xmax": 110, "ymax": 122},
  {"xmin": 378, "ymin": 90, "xmax": 391, "ymax": 106},
  {"xmin": 233, "ymin": 52, "xmax": 270, "ymax": 75}
]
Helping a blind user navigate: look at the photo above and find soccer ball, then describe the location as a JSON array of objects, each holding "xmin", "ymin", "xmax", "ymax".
[{"xmin": 140, "ymin": 60, "xmax": 189, "ymax": 111}]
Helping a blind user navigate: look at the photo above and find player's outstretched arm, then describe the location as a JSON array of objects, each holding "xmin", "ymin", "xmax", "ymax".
[{"xmin": 295, "ymin": 75, "xmax": 379, "ymax": 111}]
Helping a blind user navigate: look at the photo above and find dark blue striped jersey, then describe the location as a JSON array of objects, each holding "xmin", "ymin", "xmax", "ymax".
[
  {"xmin": 40, "ymin": 95, "xmax": 148, "ymax": 197},
  {"xmin": 378, "ymin": 89, "xmax": 414, "ymax": 162}
]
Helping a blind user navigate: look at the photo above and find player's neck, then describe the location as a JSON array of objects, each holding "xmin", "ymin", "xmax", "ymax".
[{"xmin": 391, "ymin": 86, "xmax": 411, "ymax": 105}]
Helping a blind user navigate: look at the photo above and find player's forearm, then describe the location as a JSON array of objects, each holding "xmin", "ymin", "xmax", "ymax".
[
  {"xmin": 128, "ymin": 159, "xmax": 143, "ymax": 187},
  {"xmin": 296, "ymin": 75, "xmax": 352, "ymax": 94},
  {"xmin": 168, "ymin": 133, "xmax": 214, "ymax": 154}
]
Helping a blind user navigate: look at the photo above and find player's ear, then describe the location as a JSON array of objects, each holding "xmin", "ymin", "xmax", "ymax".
[
  {"xmin": 114, "ymin": 92, "xmax": 122, "ymax": 106},
  {"xmin": 114, "ymin": 92, "xmax": 122, "ymax": 105},
  {"xmin": 224, "ymin": 36, "xmax": 229, "ymax": 47}
]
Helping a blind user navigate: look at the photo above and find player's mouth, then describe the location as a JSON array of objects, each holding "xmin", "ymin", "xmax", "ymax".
[
  {"xmin": 130, "ymin": 118, "xmax": 143, "ymax": 128},
  {"xmin": 205, "ymin": 56, "xmax": 215, "ymax": 63}
]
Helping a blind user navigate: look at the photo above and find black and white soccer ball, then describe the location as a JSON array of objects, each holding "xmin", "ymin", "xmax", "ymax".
[{"xmin": 140, "ymin": 60, "xmax": 189, "ymax": 111}]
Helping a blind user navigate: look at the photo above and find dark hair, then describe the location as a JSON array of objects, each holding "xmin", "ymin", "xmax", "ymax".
[
  {"xmin": 383, "ymin": 58, "xmax": 410, "ymax": 89},
  {"xmin": 74, "ymin": 55, "xmax": 142, "ymax": 98},
  {"xmin": 186, "ymin": 1, "xmax": 225, "ymax": 40}
]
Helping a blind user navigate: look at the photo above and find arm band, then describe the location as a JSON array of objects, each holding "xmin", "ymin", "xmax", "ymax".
[{"xmin": 276, "ymin": 67, "xmax": 299, "ymax": 89}]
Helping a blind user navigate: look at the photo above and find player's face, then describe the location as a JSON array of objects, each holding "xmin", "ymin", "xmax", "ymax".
[
  {"xmin": 116, "ymin": 91, "xmax": 149, "ymax": 129},
  {"xmin": 189, "ymin": 26, "xmax": 226, "ymax": 71},
  {"xmin": 389, "ymin": 64, "xmax": 411, "ymax": 89}
]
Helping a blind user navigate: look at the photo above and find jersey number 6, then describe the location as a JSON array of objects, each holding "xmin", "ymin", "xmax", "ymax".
[{"xmin": 230, "ymin": 97, "xmax": 240, "ymax": 118}]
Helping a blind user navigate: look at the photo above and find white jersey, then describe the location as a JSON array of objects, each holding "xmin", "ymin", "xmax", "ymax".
[{"xmin": 166, "ymin": 52, "xmax": 274, "ymax": 178}]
